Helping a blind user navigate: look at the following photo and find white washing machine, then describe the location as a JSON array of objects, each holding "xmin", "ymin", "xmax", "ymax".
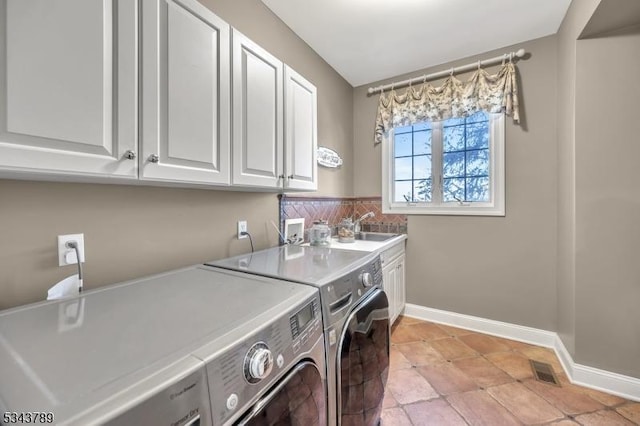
[{"xmin": 0, "ymin": 265, "xmax": 326, "ymax": 426}]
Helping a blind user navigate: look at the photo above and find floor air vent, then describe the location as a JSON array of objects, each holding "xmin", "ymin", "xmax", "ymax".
[{"xmin": 530, "ymin": 360, "xmax": 560, "ymax": 386}]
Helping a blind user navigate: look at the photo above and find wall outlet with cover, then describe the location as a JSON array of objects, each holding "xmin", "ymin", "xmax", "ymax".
[
  {"xmin": 58, "ymin": 234, "xmax": 85, "ymax": 266},
  {"xmin": 237, "ymin": 221, "xmax": 248, "ymax": 239}
]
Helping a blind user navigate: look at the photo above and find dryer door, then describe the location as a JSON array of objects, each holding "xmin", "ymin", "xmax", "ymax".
[
  {"xmin": 337, "ymin": 289, "xmax": 390, "ymax": 426},
  {"xmin": 237, "ymin": 361, "xmax": 326, "ymax": 426}
]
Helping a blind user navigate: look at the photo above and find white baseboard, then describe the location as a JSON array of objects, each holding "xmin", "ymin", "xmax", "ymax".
[{"xmin": 404, "ymin": 303, "xmax": 640, "ymax": 402}]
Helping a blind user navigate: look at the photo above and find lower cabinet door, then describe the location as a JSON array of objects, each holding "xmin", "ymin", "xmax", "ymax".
[
  {"xmin": 395, "ymin": 255, "xmax": 406, "ymax": 319},
  {"xmin": 382, "ymin": 263, "xmax": 396, "ymax": 324}
]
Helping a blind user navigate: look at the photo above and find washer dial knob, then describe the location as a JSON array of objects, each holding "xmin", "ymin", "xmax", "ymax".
[
  {"xmin": 244, "ymin": 342, "xmax": 273, "ymax": 383},
  {"xmin": 360, "ymin": 272, "xmax": 373, "ymax": 287}
]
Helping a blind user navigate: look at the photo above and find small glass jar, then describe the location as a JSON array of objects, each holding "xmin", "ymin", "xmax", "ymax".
[
  {"xmin": 338, "ymin": 218, "xmax": 355, "ymax": 243},
  {"xmin": 309, "ymin": 220, "xmax": 331, "ymax": 246}
]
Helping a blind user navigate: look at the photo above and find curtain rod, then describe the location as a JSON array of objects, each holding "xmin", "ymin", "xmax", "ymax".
[{"xmin": 367, "ymin": 48, "xmax": 526, "ymax": 95}]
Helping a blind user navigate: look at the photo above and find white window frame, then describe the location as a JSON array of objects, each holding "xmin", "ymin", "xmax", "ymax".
[{"xmin": 382, "ymin": 113, "xmax": 505, "ymax": 216}]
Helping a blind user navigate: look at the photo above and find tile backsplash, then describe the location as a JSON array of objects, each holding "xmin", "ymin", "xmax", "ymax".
[{"xmin": 278, "ymin": 195, "xmax": 407, "ymax": 243}]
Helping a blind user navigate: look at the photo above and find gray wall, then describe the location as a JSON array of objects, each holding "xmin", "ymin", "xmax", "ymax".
[
  {"xmin": 353, "ymin": 36, "xmax": 559, "ymax": 330},
  {"xmin": 557, "ymin": 0, "xmax": 640, "ymax": 379},
  {"xmin": 556, "ymin": 0, "xmax": 601, "ymax": 359},
  {"xmin": 574, "ymin": 24, "xmax": 640, "ymax": 378},
  {"xmin": 0, "ymin": 0, "xmax": 354, "ymax": 310}
]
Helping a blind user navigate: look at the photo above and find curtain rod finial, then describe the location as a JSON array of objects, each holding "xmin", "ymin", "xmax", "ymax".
[{"xmin": 515, "ymin": 48, "xmax": 526, "ymax": 58}]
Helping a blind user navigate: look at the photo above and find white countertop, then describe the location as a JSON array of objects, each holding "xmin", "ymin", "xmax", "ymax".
[{"xmin": 305, "ymin": 233, "xmax": 407, "ymax": 254}]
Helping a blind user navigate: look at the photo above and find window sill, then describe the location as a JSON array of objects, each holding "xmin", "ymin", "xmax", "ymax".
[{"xmin": 383, "ymin": 204, "xmax": 505, "ymax": 216}]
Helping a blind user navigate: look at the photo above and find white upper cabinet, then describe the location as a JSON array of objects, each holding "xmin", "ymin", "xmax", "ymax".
[
  {"xmin": 0, "ymin": 1, "xmax": 317, "ymax": 191},
  {"xmin": 0, "ymin": 0, "xmax": 138, "ymax": 177},
  {"xmin": 140, "ymin": 0, "xmax": 230, "ymax": 185},
  {"xmin": 231, "ymin": 29, "xmax": 284, "ymax": 189},
  {"xmin": 284, "ymin": 66, "xmax": 317, "ymax": 191}
]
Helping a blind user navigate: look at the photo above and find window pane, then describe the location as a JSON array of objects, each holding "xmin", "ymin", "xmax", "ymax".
[
  {"xmin": 414, "ymin": 179, "xmax": 432, "ymax": 202},
  {"xmin": 443, "ymin": 152, "xmax": 464, "ymax": 178},
  {"xmin": 443, "ymin": 116, "xmax": 465, "ymax": 127},
  {"xmin": 413, "ymin": 154, "xmax": 431, "ymax": 180},
  {"xmin": 466, "ymin": 122, "xmax": 489, "ymax": 149},
  {"xmin": 395, "ymin": 125, "xmax": 412, "ymax": 134},
  {"xmin": 466, "ymin": 149, "xmax": 489, "ymax": 176},
  {"xmin": 413, "ymin": 122, "xmax": 432, "ymax": 131},
  {"xmin": 466, "ymin": 111, "xmax": 488, "ymax": 124},
  {"xmin": 414, "ymin": 130, "xmax": 431, "ymax": 155},
  {"xmin": 443, "ymin": 178, "xmax": 465, "ymax": 202},
  {"xmin": 394, "ymin": 133, "xmax": 412, "ymax": 157},
  {"xmin": 443, "ymin": 125, "xmax": 464, "ymax": 152},
  {"xmin": 394, "ymin": 181, "xmax": 412, "ymax": 202},
  {"xmin": 395, "ymin": 157, "xmax": 412, "ymax": 180},
  {"xmin": 466, "ymin": 177, "xmax": 490, "ymax": 202}
]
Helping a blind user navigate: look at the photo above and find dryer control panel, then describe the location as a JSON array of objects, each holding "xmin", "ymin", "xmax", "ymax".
[{"xmin": 321, "ymin": 255, "xmax": 383, "ymax": 328}]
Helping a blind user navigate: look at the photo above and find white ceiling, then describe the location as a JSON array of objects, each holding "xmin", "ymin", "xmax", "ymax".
[{"xmin": 261, "ymin": 0, "xmax": 572, "ymax": 87}]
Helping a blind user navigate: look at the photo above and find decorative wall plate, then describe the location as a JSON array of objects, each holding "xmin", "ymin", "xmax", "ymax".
[{"xmin": 317, "ymin": 147, "xmax": 343, "ymax": 168}]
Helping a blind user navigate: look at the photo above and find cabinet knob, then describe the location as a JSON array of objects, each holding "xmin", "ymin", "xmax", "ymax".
[
  {"xmin": 278, "ymin": 174, "xmax": 285, "ymax": 180},
  {"xmin": 148, "ymin": 154, "xmax": 159, "ymax": 163},
  {"xmin": 288, "ymin": 175, "xmax": 294, "ymax": 179},
  {"xmin": 123, "ymin": 150, "xmax": 136, "ymax": 160}
]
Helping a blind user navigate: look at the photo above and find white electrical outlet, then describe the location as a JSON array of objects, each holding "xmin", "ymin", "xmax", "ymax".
[
  {"xmin": 237, "ymin": 220, "xmax": 248, "ymax": 239},
  {"xmin": 58, "ymin": 234, "xmax": 85, "ymax": 267}
]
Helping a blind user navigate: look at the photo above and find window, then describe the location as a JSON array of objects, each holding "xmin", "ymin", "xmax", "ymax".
[{"xmin": 382, "ymin": 111, "xmax": 505, "ymax": 216}]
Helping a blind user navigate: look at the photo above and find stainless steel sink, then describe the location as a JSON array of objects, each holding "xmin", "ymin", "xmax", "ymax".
[{"xmin": 354, "ymin": 232, "xmax": 398, "ymax": 242}]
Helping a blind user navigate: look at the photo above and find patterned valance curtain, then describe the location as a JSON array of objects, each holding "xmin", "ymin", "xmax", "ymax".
[{"xmin": 374, "ymin": 62, "xmax": 520, "ymax": 145}]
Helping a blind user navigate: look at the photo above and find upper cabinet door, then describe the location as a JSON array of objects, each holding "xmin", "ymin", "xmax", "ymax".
[
  {"xmin": 284, "ymin": 66, "xmax": 317, "ymax": 191},
  {"xmin": 231, "ymin": 30, "xmax": 284, "ymax": 188},
  {"xmin": 0, "ymin": 0, "xmax": 137, "ymax": 177},
  {"xmin": 141, "ymin": 0, "xmax": 230, "ymax": 185}
]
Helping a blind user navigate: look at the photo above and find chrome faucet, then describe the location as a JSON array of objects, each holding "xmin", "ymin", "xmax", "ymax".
[{"xmin": 354, "ymin": 211, "xmax": 375, "ymax": 234}]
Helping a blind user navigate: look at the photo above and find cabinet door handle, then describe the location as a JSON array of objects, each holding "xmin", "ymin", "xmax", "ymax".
[
  {"xmin": 148, "ymin": 154, "xmax": 159, "ymax": 163},
  {"xmin": 288, "ymin": 174, "xmax": 294, "ymax": 179},
  {"xmin": 123, "ymin": 150, "xmax": 136, "ymax": 160}
]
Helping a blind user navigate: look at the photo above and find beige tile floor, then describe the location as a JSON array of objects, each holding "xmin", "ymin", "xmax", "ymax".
[{"xmin": 383, "ymin": 316, "xmax": 640, "ymax": 425}]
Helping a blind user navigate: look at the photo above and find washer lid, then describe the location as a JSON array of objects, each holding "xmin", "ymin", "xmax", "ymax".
[
  {"xmin": 206, "ymin": 245, "xmax": 375, "ymax": 286},
  {"xmin": 0, "ymin": 266, "xmax": 315, "ymax": 419}
]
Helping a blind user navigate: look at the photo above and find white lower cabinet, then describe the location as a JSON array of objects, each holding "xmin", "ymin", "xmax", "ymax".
[
  {"xmin": 381, "ymin": 243, "xmax": 406, "ymax": 325},
  {"xmin": 394, "ymin": 253, "xmax": 406, "ymax": 321}
]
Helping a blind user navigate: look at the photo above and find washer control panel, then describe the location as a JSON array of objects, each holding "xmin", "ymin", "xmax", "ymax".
[
  {"xmin": 243, "ymin": 342, "xmax": 273, "ymax": 383},
  {"xmin": 289, "ymin": 299, "xmax": 321, "ymax": 353},
  {"xmin": 205, "ymin": 292, "xmax": 322, "ymax": 425}
]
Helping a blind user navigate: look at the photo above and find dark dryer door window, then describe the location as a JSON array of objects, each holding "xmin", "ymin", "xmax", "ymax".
[
  {"xmin": 237, "ymin": 361, "xmax": 326, "ymax": 426},
  {"xmin": 338, "ymin": 289, "xmax": 390, "ymax": 426}
]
